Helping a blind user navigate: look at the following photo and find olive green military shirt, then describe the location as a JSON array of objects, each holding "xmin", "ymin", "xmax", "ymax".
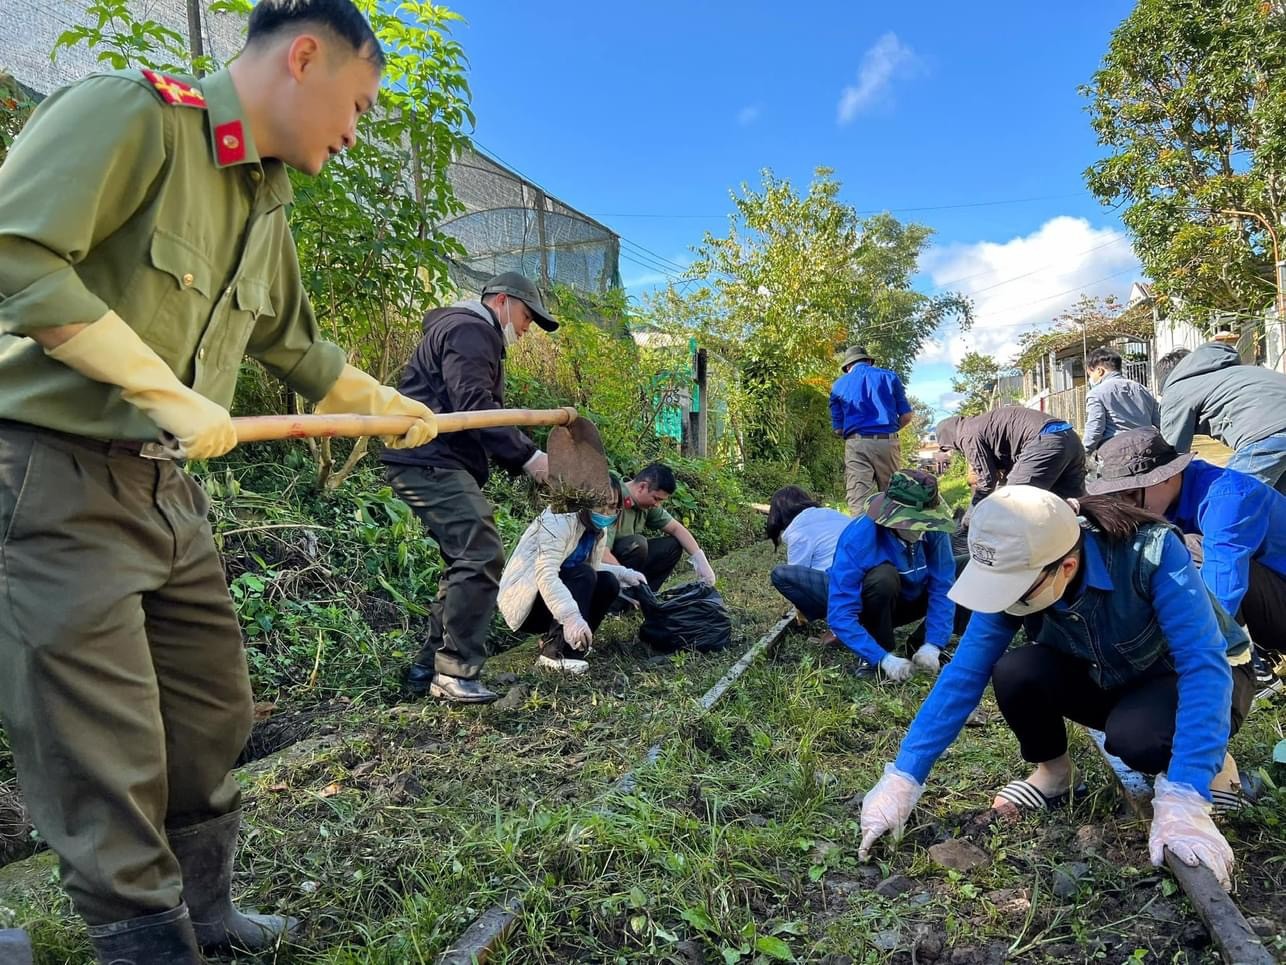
[
  {"xmin": 605, "ymin": 498, "xmax": 675, "ymax": 544},
  {"xmin": 0, "ymin": 68, "xmax": 346, "ymax": 440}
]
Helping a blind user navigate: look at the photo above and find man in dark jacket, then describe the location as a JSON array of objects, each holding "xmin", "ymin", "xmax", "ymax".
[
  {"xmin": 383, "ymin": 272, "xmax": 557, "ymax": 703},
  {"xmin": 1157, "ymin": 342, "xmax": 1286, "ymax": 494},
  {"xmin": 937, "ymin": 406, "xmax": 1086, "ymax": 508}
]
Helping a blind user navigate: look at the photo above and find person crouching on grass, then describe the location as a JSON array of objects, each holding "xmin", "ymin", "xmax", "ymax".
[
  {"xmin": 856, "ymin": 486, "xmax": 1255, "ymax": 890},
  {"xmin": 826, "ymin": 470, "xmax": 960, "ymax": 680},
  {"xmin": 498, "ymin": 481, "xmax": 648, "ymax": 674}
]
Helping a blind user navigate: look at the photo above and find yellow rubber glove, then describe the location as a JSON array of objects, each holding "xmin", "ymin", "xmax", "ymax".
[
  {"xmin": 46, "ymin": 311, "xmax": 237, "ymax": 460},
  {"xmin": 314, "ymin": 365, "xmax": 437, "ymax": 449}
]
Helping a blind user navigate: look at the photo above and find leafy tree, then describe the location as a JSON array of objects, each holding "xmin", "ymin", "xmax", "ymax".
[
  {"xmin": 1084, "ymin": 0, "xmax": 1286, "ymax": 316},
  {"xmin": 950, "ymin": 351, "xmax": 1002, "ymax": 417},
  {"xmin": 648, "ymin": 167, "xmax": 971, "ymax": 461}
]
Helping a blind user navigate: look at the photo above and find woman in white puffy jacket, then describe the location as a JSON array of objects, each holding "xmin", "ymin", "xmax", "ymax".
[{"xmin": 498, "ymin": 488, "xmax": 648, "ymax": 674}]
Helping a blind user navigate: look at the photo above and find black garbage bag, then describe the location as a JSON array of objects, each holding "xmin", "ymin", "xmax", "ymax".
[{"xmin": 628, "ymin": 581, "xmax": 732, "ymax": 654}]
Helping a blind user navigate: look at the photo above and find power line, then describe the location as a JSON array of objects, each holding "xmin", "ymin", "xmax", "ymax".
[{"xmin": 584, "ymin": 191, "xmax": 1087, "ymax": 220}]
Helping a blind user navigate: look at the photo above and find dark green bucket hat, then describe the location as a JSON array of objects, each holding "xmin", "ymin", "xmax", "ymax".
[{"xmin": 864, "ymin": 469, "xmax": 954, "ymax": 533}]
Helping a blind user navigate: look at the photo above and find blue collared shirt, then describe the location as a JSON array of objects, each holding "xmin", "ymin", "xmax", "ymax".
[
  {"xmin": 827, "ymin": 516, "xmax": 956, "ymax": 664},
  {"xmin": 893, "ymin": 528, "xmax": 1236, "ymax": 798},
  {"xmin": 1169, "ymin": 459, "xmax": 1286, "ymax": 618},
  {"xmin": 829, "ymin": 363, "xmax": 912, "ymax": 436}
]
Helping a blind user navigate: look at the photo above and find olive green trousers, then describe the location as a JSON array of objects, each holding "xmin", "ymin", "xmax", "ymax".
[{"xmin": 0, "ymin": 424, "xmax": 251, "ymax": 925}]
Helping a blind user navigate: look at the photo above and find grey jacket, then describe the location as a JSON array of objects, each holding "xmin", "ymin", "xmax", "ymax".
[
  {"xmin": 1083, "ymin": 371, "xmax": 1160, "ymax": 452},
  {"xmin": 1160, "ymin": 342, "xmax": 1286, "ymax": 453}
]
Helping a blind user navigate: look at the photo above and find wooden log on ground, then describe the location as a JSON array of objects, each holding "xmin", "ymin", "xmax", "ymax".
[{"xmin": 1083, "ymin": 727, "xmax": 1276, "ymax": 965}]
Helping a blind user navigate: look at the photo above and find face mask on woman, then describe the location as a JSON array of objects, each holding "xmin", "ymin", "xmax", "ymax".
[
  {"xmin": 1004, "ymin": 561, "xmax": 1074, "ymax": 617},
  {"xmin": 590, "ymin": 511, "xmax": 617, "ymax": 530}
]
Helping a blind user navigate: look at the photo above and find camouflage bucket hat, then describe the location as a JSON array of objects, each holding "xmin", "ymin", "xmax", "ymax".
[{"xmin": 865, "ymin": 469, "xmax": 954, "ymax": 533}]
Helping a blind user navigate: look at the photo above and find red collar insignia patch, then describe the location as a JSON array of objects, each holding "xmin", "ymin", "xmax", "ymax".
[
  {"xmin": 140, "ymin": 69, "xmax": 206, "ymax": 108},
  {"xmin": 214, "ymin": 120, "xmax": 246, "ymax": 165}
]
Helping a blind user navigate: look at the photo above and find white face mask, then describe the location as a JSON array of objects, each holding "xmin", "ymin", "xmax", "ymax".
[
  {"xmin": 1004, "ymin": 564, "xmax": 1071, "ymax": 617},
  {"xmin": 501, "ymin": 301, "xmax": 520, "ymax": 347}
]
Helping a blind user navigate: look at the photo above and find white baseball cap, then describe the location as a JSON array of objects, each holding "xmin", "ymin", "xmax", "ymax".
[{"xmin": 948, "ymin": 486, "xmax": 1083, "ymax": 614}]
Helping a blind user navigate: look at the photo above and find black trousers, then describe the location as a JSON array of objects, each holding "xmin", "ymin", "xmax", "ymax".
[
  {"xmin": 991, "ymin": 645, "xmax": 1256, "ymax": 773},
  {"xmin": 387, "ymin": 465, "xmax": 505, "ymax": 680},
  {"xmin": 518, "ymin": 563, "xmax": 620, "ymax": 658},
  {"xmin": 860, "ymin": 563, "xmax": 969, "ymax": 654},
  {"xmin": 612, "ymin": 534, "xmax": 683, "ymax": 591},
  {"xmin": 1239, "ymin": 560, "xmax": 1286, "ymax": 658}
]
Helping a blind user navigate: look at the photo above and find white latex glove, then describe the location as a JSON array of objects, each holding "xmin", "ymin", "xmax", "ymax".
[
  {"xmin": 1149, "ymin": 774, "xmax": 1235, "ymax": 891},
  {"xmin": 617, "ymin": 568, "xmax": 647, "ymax": 589},
  {"xmin": 561, "ymin": 614, "xmax": 593, "ymax": 651},
  {"xmin": 879, "ymin": 653, "xmax": 914, "ymax": 682},
  {"xmin": 690, "ymin": 550, "xmax": 716, "ymax": 586},
  {"xmin": 858, "ymin": 763, "xmax": 925, "ymax": 861},
  {"xmin": 523, "ymin": 450, "xmax": 549, "ymax": 484},
  {"xmin": 911, "ymin": 644, "xmax": 942, "ymax": 675}
]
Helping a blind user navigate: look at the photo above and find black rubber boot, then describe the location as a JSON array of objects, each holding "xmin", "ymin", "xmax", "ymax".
[
  {"xmin": 168, "ymin": 812, "xmax": 298, "ymax": 952},
  {"xmin": 86, "ymin": 904, "xmax": 202, "ymax": 965}
]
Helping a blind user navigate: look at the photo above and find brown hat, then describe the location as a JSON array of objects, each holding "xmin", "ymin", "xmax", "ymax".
[{"xmin": 1085, "ymin": 427, "xmax": 1193, "ymax": 495}]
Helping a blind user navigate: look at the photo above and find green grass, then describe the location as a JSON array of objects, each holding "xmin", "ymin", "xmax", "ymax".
[{"xmin": 3, "ymin": 538, "xmax": 1284, "ymax": 964}]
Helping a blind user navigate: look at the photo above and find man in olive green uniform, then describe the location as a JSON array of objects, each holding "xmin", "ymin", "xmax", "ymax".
[{"xmin": 0, "ymin": 1, "xmax": 435, "ymax": 960}]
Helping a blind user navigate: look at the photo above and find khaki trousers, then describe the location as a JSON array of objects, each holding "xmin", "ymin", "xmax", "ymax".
[
  {"xmin": 844, "ymin": 435, "xmax": 900, "ymax": 514},
  {"xmin": 0, "ymin": 425, "xmax": 251, "ymax": 924}
]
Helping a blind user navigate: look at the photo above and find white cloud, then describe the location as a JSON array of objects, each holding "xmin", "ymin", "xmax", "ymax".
[
  {"xmin": 837, "ymin": 32, "xmax": 920, "ymax": 124},
  {"xmin": 940, "ymin": 392, "xmax": 966, "ymax": 413},
  {"xmin": 921, "ymin": 216, "xmax": 1140, "ymax": 367},
  {"xmin": 737, "ymin": 105, "xmax": 760, "ymax": 126}
]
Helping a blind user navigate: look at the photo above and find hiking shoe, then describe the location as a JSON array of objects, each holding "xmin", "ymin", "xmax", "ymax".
[
  {"xmin": 404, "ymin": 661, "xmax": 435, "ymax": 697},
  {"xmin": 537, "ymin": 655, "xmax": 590, "ymax": 675},
  {"xmin": 429, "ymin": 673, "xmax": 499, "ymax": 703}
]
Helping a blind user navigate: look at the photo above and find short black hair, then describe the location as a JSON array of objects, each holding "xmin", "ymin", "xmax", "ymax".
[
  {"xmin": 765, "ymin": 486, "xmax": 820, "ymax": 547},
  {"xmin": 1086, "ymin": 346, "xmax": 1121, "ymax": 372},
  {"xmin": 633, "ymin": 462, "xmax": 677, "ymax": 495},
  {"xmin": 247, "ymin": 0, "xmax": 384, "ymax": 68},
  {"xmin": 1155, "ymin": 348, "xmax": 1191, "ymax": 393}
]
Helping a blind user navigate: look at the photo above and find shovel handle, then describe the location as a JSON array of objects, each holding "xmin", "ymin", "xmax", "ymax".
[{"xmin": 232, "ymin": 407, "xmax": 578, "ymax": 443}]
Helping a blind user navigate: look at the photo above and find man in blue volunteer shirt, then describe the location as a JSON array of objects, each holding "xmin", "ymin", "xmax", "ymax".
[{"xmin": 829, "ymin": 345, "xmax": 913, "ymax": 514}]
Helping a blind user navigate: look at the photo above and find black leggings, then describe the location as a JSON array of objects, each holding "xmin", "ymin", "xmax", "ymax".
[
  {"xmin": 519, "ymin": 563, "xmax": 620, "ymax": 657},
  {"xmin": 991, "ymin": 645, "xmax": 1256, "ymax": 773}
]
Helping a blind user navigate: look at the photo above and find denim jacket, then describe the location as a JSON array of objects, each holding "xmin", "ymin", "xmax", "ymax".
[
  {"xmin": 895, "ymin": 524, "xmax": 1247, "ymax": 797},
  {"xmin": 1023, "ymin": 522, "xmax": 1245, "ymax": 689}
]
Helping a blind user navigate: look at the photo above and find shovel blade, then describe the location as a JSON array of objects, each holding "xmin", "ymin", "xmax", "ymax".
[{"xmin": 547, "ymin": 417, "xmax": 611, "ymax": 504}]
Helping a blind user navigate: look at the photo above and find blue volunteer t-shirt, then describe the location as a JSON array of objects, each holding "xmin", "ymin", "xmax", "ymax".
[{"xmin": 829, "ymin": 364, "xmax": 912, "ymax": 436}]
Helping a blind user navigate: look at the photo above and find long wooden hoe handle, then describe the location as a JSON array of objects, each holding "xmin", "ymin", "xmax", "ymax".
[{"xmin": 232, "ymin": 406, "xmax": 578, "ymax": 443}]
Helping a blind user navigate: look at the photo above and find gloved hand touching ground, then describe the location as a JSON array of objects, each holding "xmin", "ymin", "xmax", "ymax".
[
  {"xmin": 1149, "ymin": 774, "xmax": 1235, "ymax": 890},
  {"xmin": 314, "ymin": 365, "xmax": 437, "ymax": 449},
  {"xmin": 880, "ymin": 653, "xmax": 914, "ymax": 681},
  {"xmin": 690, "ymin": 550, "xmax": 716, "ymax": 586},
  {"xmin": 561, "ymin": 614, "xmax": 593, "ymax": 651},
  {"xmin": 911, "ymin": 644, "xmax": 942, "ymax": 674},
  {"xmin": 858, "ymin": 763, "xmax": 925, "ymax": 861},
  {"xmin": 47, "ymin": 311, "xmax": 236, "ymax": 460}
]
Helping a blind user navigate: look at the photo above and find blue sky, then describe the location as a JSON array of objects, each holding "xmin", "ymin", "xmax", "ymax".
[{"xmin": 450, "ymin": 0, "xmax": 1141, "ymax": 417}]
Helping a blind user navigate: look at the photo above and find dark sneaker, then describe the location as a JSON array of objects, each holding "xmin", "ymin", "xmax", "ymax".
[
  {"xmin": 429, "ymin": 673, "xmax": 499, "ymax": 704},
  {"xmin": 404, "ymin": 661, "xmax": 436, "ymax": 698}
]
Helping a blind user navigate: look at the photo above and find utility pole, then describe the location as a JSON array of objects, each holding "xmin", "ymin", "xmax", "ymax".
[
  {"xmin": 186, "ymin": 0, "xmax": 206, "ymax": 75},
  {"xmin": 695, "ymin": 347, "xmax": 709, "ymax": 457}
]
